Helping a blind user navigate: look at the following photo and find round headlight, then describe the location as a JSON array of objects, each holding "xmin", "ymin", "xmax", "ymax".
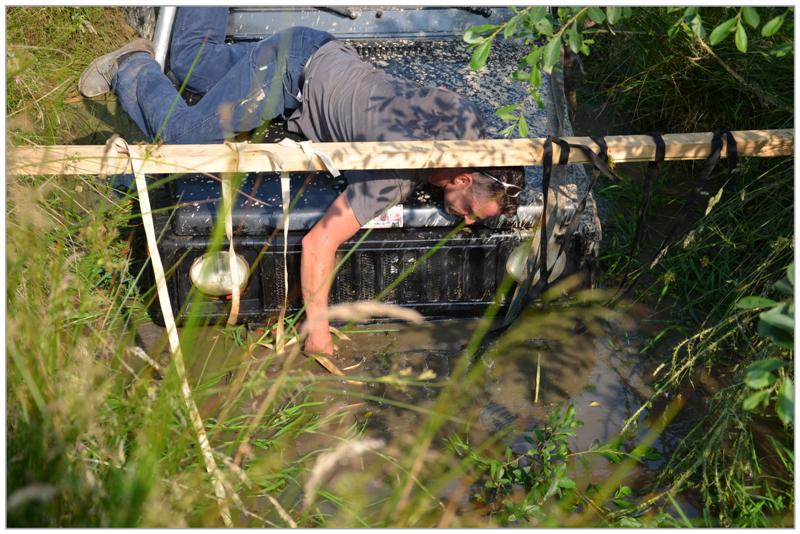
[
  {"xmin": 506, "ymin": 239, "xmax": 533, "ymax": 283},
  {"xmin": 189, "ymin": 251, "xmax": 249, "ymax": 296}
]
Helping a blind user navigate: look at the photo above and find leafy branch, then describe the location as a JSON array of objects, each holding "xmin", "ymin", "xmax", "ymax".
[
  {"xmin": 465, "ymin": 6, "xmax": 793, "ymax": 138},
  {"xmin": 464, "ymin": 6, "xmax": 631, "ymax": 137},
  {"xmin": 736, "ymin": 262, "xmax": 794, "ymax": 426}
]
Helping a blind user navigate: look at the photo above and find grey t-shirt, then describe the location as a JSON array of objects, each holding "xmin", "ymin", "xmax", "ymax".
[{"xmin": 287, "ymin": 40, "xmax": 486, "ymax": 225}]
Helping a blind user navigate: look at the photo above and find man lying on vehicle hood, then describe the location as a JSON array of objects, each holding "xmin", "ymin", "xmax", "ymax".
[{"xmin": 79, "ymin": 7, "xmax": 525, "ymax": 357}]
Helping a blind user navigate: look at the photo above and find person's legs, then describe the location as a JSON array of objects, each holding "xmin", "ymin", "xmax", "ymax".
[
  {"xmin": 169, "ymin": 7, "xmax": 254, "ymax": 94},
  {"xmin": 113, "ymin": 27, "xmax": 334, "ymax": 144},
  {"xmin": 114, "ymin": 51, "xmax": 239, "ymax": 143},
  {"xmin": 110, "ymin": 53, "xmax": 154, "ymax": 138}
]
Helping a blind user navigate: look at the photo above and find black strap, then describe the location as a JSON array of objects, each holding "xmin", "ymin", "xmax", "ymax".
[
  {"xmin": 538, "ymin": 137, "xmax": 554, "ymax": 290},
  {"xmin": 618, "ymin": 132, "xmax": 665, "ymax": 288},
  {"xmin": 591, "ymin": 135, "xmax": 609, "ymax": 163},
  {"xmin": 639, "ymin": 128, "xmax": 738, "ymax": 277},
  {"xmin": 533, "ymin": 136, "xmax": 623, "ymax": 296},
  {"xmin": 552, "ymin": 136, "xmax": 622, "ymax": 265},
  {"xmin": 721, "ymin": 128, "xmax": 739, "ymax": 176},
  {"xmin": 538, "ymin": 138, "xmax": 572, "ymax": 286}
]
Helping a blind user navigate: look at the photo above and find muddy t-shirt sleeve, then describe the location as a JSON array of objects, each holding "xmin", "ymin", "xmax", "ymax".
[{"xmin": 343, "ymin": 170, "xmax": 421, "ymax": 226}]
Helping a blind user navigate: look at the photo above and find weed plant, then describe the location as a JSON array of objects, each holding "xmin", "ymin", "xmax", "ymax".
[
  {"xmin": 578, "ymin": 6, "xmax": 794, "ymax": 527},
  {"xmin": 6, "ymin": 6, "xmax": 793, "ymax": 528},
  {"xmin": 6, "ymin": 7, "xmax": 639, "ymax": 527}
]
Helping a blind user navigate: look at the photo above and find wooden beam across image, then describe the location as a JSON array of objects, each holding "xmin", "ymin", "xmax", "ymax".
[{"xmin": 7, "ymin": 129, "xmax": 793, "ymax": 176}]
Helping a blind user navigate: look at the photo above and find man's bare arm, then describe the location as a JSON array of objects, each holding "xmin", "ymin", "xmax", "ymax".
[{"xmin": 301, "ymin": 192, "xmax": 362, "ymax": 355}]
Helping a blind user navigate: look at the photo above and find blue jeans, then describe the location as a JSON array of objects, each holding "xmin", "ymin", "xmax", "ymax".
[{"xmin": 112, "ymin": 7, "xmax": 333, "ymax": 144}]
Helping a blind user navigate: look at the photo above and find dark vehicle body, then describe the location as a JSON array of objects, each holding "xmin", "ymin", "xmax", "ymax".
[{"xmin": 128, "ymin": 7, "xmax": 598, "ymax": 324}]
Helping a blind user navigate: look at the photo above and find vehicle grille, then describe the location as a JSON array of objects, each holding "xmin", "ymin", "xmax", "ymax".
[
  {"xmin": 148, "ymin": 227, "xmax": 522, "ymax": 324},
  {"xmin": 255, "ymin": 229, "xmax": 520, "ymax": 314}
]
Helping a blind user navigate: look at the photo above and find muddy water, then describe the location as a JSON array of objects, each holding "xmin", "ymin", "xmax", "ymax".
[
  {"xmin": 327, "ymin": 317, "xmax": 704, "ymax": 520},
  {"xmin": 135, "ymin": 312, "xmax": 703, "ymax": 522},
  {"xmin": 329, "ymin": 318, "xmax": 693, "ymax": 482}
]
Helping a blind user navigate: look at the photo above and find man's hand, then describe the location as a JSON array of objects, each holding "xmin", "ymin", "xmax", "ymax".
[{"xmin": 300, "ymin": 192, "xmax": 361, "ymax": 356}]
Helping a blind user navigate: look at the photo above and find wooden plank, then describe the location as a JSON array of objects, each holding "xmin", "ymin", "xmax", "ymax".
[{"xmin": 7, "ymin": 129, "xmax": 793, "ymax": 176}]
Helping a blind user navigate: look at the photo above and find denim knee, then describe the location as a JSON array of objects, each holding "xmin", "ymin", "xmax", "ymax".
[{"xmin": 295, "ymin": 27, "xmax": 335, "ymax": 50}]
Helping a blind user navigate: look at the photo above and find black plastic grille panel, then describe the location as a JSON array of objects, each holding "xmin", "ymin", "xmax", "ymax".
[{"xmin": 145, "ymin": 227, "xmax": 522, "ymax": 324}]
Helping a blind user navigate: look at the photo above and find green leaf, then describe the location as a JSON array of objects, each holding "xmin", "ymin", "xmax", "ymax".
[
  {"xmin": 643, "ymin": 448, "xmax": 663, "ymax": 461},
  {"xmin": 463, "ymin": 24, "xmax": 497, "ymax": 44},
  {"xmin": 757, "ymin": 320, "xmax": 794, "ymax": 349},
  {"xmin": 709, "ymin": 17, "xmax": 737, "ymax": 45},
  {"xmin": 736, "ymin": 296, "xmax": 779, "ymax": 309},
  {"xmin": 667, "ymin": 21, "xmax": 682, "ymax": 39},
  {"xmin": 735, "ymin": 23, "xmax": 748, "ymax": 53},
  {"xmin": 743, "ymin": 389, "xmax": 770, "ymax": 410},
  {"xmin": 530, "ymin": 63, "xmax": 541, "ymax": 86},
  {"xmin": 619, "ymin": 517, "xmax": 642, "ymax": 528},
  {"xmin": 568, "ymin": 23, "xmax": 581, "ymax": 54},
  {"xmin": 683, "ymin": 7, "xmax": 699, "ymax": 18},
  {"xmin": 742, "ymin": 7, "xmax": 760, "ymax": 28},
  {"xmin": 759, "ymin": 305, "xmax": 794, "ymax": 334},
  {"xmin": 745, "ymin": 370, "xmax": 781, "ymax": 391},
  {"xmin": 747, "ymin": 358, "xmax": 787, "ymax": 374},
  {"xmin": 532, "ymin": 89, "xmax": 544, "ymax": 108},
  {"xmin": 606, "ymin": 6, "xmax": 621, "ymax": 25},
  {"xmin": 499, "ymin": 124, "xmax": 515, "ymax": 137},
  {"xmin": 761, "ymin": 16, "xmax": 784, "ymax": 37},
  {"xmin": 470, "ymin": 40, "xmax": 492, "ymax": 71},
  {"xmin": 770, "ymin": 42, "xmax": 793, "ymax": 58},
  {"xmin": 528, "ymin": 6, "xmax": 547, "ymax": 24},
  {"xmin": 614, "ymin": 498, "xmax": 635, "ymax": 509},
  {"xmin": 524, "ymin": 47, "xmax": 542, "ymax": 65},
  {"xmin": 542, "ymin": 36, "xmax": 561, "ymax": 74},
  {"xmin": 504, "ymin": 17, "xmax": 520, "ymax": 39},
  {"xmin": 775, "ymin": 279, "xmax": 794, "ymax": 296},
  {"xmin": 786, "ymin": 263, "xmax": 794, "ymax": 285},
  {"xmin": 535, "ymin": 17, "xmax": 554, "ymax": 36},
  {"xmin": 690, "ymin": 15, "xmax": 706, "ymax": 39},
  {"xmin": 745, "ymin": 369, "xmax": 778, "ymax": 390},
  {"xmin": 565, "ymin": 404, "xmax": 576, "ymax": 422},
  {"xmin": 587, "ymin": 7, "xmax": 605, "ymax": 24},
  {"xmin": 776, "ymin": 379, "xmax": 794, "ymax": 426},
  {"xmin": 518, "ymin": 114, "xmax": 529, "ymax": 138},
  {"xmin": 615, "ymin": 485, "xmax": 632, "ymax": 498},
  {"xmin": 511, "ymin": 69, "xmax": 530, "ymax": 82},
  {"xmin": 496, "ymin": 104, "xmax": 519, "ymax": 121},
  {"xmin": 558, "ymin": 477, "xmax": 576, "ymax": 489},
  {"xmin": 622, "ymin": 6, "xmax": 632, "ymax": 18}
]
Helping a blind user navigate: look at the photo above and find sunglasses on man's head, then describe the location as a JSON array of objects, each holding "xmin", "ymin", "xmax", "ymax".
[{"xmin": 472, "ymin": 169, "xmax": 523, "ymax": 198}]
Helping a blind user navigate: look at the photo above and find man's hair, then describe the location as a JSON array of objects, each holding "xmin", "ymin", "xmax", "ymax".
[{"xmin": 470, "ymin": 166, "xmax": 525, "ymax": 218}]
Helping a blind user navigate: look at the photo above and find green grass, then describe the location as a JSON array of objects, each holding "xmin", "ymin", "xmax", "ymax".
[
  {"xmin": 6, "ymin": 8, "xmax": 627, "ymax": 527},
  {"xmin": 6, "ymin": 5, "xmax": 794, "ymax": 528},
  {"xmin": 6, "ymin": 6, "xmax": 143, "ymax": 145},
  {"xmin": 577, "ymin": 6, "xmax": 794, "ymax": 528}
]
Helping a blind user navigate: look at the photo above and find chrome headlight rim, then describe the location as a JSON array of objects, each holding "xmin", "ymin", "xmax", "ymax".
[{"xmin": 189, "ymin": 251, "xmax": 250, "ymax": 297}]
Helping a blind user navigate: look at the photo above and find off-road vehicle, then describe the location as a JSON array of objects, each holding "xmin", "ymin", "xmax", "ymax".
[{"xmin": 124, "ymin": 6, "xmax": 599, "ymax": 324}]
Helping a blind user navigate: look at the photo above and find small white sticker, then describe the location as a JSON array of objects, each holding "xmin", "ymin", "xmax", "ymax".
[{"xmin": 362, "ymin": 204, "xmax": 403, "ymax": 229}]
